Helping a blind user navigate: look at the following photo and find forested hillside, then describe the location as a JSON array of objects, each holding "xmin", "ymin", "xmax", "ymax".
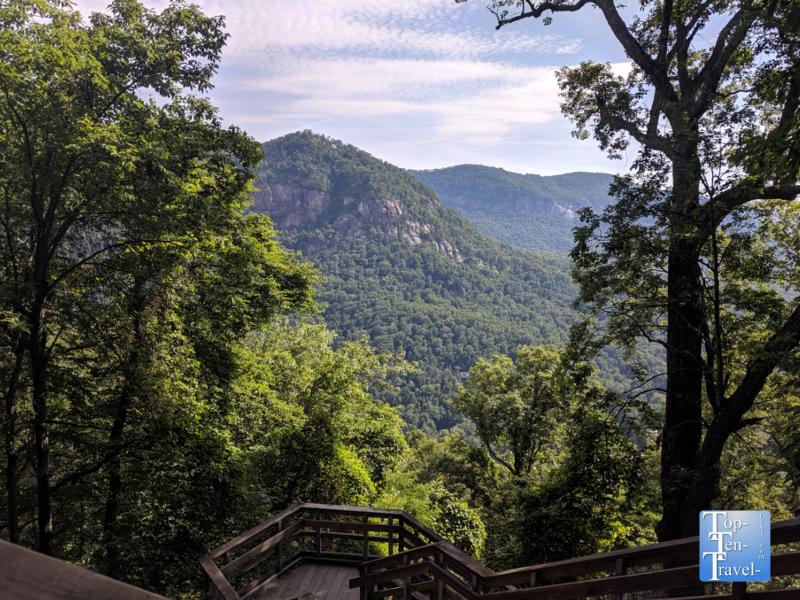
[
  {"xmin": 252, "ymin": 132, "xmax": 647, "ymax": 433},
  {"xmin": 409, "ymin": 166, "xmax": 616, "ymax": 252}
]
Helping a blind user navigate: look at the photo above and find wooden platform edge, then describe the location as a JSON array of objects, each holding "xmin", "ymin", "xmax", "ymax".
[{"xmin": 0, "ymin": 539, "xmax": 170, "ymax": 600}]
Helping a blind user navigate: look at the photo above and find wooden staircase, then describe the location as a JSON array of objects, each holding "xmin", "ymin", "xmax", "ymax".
[{"xmin": 200, "ymin": 504, "xmax": 800, "ymax": 600}]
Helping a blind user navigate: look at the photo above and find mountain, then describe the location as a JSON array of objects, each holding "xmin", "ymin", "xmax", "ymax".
[
  {"xmin": 251, "ymin": 131, "xmax": 644, "ymax": 434},
  {"xmin": 408, "ymin": 165, "xmax": 616, "ymax": 253}
]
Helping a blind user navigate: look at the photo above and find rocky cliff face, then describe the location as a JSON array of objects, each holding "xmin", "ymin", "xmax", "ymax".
[
  {"xmin": 251, "ymin": 184, "xmax": 331, "ymax": 227},
  {"xmin": 251, "ymin": 184, "xmax": 462, "ymax": 261}
]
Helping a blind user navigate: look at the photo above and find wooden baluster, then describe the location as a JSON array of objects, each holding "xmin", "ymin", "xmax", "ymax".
[
  {"xmin": 471, "ymin": 572, "xmax": 480, "ymax": 595},
  {"xmin": 732, "ymin": 582, "xmax": 748, "ymax": 600},
  {"xmin": 276, "ymin": 519, "xmax": 283, "ymax": 573},
  {"xmin": 403, "ymin": 554, "xmax": 410, "ymax": 600},
  {"xmin": 316, "ymin": 509, "xmax": 322, "ymax": 558},
  {"xmin": 388, "ymin": 516, "xmax": 394, "ymax": 556},
  {"xmin": 363, "ymin": 513, "xmax": 370, "ymax": 560},
  {"xmin": 530, "ymin": 572, "xmax": 538, "ymax": 588},
  {"xmin": 359, "ymin": 565, "xmax": 368, "ymax": 600},
  {"xmin": 614, "ymin": 557, "xmax": 627, "ymax": 600},
  {"xmin": 439, "ymin": 556, "xmax": 448, "ymax": 600}
]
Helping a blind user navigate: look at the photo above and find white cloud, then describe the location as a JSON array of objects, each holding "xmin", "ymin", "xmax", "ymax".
[
  {"xmin": 227, "ymin": 57, "xmax": 562, "ymax": 147},
  {"xmin": 71, "ymin": 0, "xmax": 626, "ymax": 174}
]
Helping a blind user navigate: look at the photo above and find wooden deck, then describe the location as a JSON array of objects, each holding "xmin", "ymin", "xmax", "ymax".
[{"xmin": 252, "ymin": 561, "xmax": 360, "ymax": 600}]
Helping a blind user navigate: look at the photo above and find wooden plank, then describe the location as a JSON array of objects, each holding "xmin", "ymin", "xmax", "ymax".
[
  {"xmin": 435, "ymin": 543, "xmax": 492, "ymax": 580},
  {"xmin": 277, "ymin": 563, "xmax": 315, "ymax": 600},
  {"xmin": 484, "ymin": 517, "xmax": 800, "ymax": 589},
  {"xmin": 0, "ymin": 540, "xmax": 172, "ymax": 600},
  {"xmin": 297, "ymin": 563, "xmax": 331, "ymax": 598},
  {"xmin": 484, "ymin": 537, "xmax": 696, "ymax": 588},
  {"xmin": 398, "ymin": 530, "xmax": 428, "ymax": 549},
  {"xmin": 283, "ymin": 550, "xmax": 357, "ymax": 564},
  {"xmin": 313, "ymin": 562, "xmax": 344, "ymax": 600},
  {"xmin": 316, "ymin": 510, "xmax": 323, "ymax": 558},
  {"xmin": 350, "ymin": 562, "xmax": 432, "ymax": 589},
  {"xmin": 198, "ymin": 555, "xmax": 240, "ymax": 600},
  {"xmin": 296, "ymin": 531, "xmax": 393, "ymax": 544},
  {"xmin": 277, "ymin": 519, "xmax": 284, "ymax": 574},
  {"xmin": 400, "ymin": 514, "xmax": 446, "ymax": 544},
  {"xmin": 363, "ymin": 513, "xmax": 370, "ymax": 561},
  {"xmin": 772, "ymin": 550, "xmax": 800, "ymax": 576},
  {"xmin": 368, "ymin": 576, "xmax": 437, "ymax": 597},
  {"xmin": 208, "ymin": 504, "xmax": 302, "ymax": 560},
  {"xmin": 371, "ymin": 584, "xmax": 405, "ymax": 598},
  {"xmin": 333, "ymin": 568, "xmax": 362, "ymax": 600},
  {"xmin": 662, "ymin": 593, "xmax": 797, "ymax": 600},
  {"xmin": 656, "ymin": 596, "xmax": 730, "ymax": 600},
  {"xmin": 748, "ymin": 590, "xmax": 800, "ymax": 600},
  {"xmin": 304, "ymin": 520, "xmax": 402, "ymax": 534},
  {"xmin": 428, "ymin": 562, "xmax": 478, "ymax": 600},
  {"xmin": 357, "ymin": 545, "xmax": 440, "ymax": 575},
  {"xmin": 302, "ymin": 504, "xmax": 404, "ymax": 519},
  {"xmin": 770, "ymin": 518, "xmax": 800, "ymax": 545},
  {"xmin": 481, "ymin": 564, "xmax": 702, "ymax": 600},
  {"xmin": 223, "ymin": 520, "xmax": 304, "ymax": 578},
  {"xmin": 238, "ymin": 561, "xmax": 284, "ymax": 599},
  {"xmin": 327, "ymin": 564, "xmax": 356, "ymax": 600}
]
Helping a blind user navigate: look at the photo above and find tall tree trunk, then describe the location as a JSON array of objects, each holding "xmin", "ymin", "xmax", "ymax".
[
  {"xmin": 30, "ymin": 207, "xmax": 54, "ymax": 555},
  {"xmin": 4, "ymin": 335, "xmax": 26, "ymax": 544},
  {"xmin": 30, "ymin": 315, "xmax": 52, "ymax": 554},
  {"xmin": 103, "ymin": 277, "xmax": 148, "ymax": 576},
  {"xmin": 656, "ymin": 156, "xmax": 707, "ymax": 543}
]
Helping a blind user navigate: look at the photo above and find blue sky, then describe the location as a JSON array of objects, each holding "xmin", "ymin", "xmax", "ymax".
[{"xmin": 74, "ymin": 0, "xmax": 636, "ymax": 175}]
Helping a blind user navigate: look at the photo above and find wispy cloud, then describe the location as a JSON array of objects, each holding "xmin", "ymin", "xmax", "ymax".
[
  {"xmin": 233, "ymin": 58, "xmax": 561, "ymax": 147},
  {"xmin": 73, "ymin": 0, "xmax": 625, "ymax": 174}
]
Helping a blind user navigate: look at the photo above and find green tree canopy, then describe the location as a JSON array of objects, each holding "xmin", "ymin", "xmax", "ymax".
[
  {"xmin": 0, "ymin": 0, "xmax": 317, "ymax": 558},
  {"xmin": 452, "ymin": 346, "xmax": 586, "ymax": 478},
  {"xmin": 461, "ymin": 0, "xmax": 800, "ymax": 540}
]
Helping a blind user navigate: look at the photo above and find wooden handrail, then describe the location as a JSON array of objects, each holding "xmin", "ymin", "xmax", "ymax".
[
  {"xmin": 201, "ymin": 503, "xmax": 445, "ymax": 599},
  {"xmin": 351, "ymin": 515, "xmax": 800, "ymax": 600},
  {"xmin": 201, "ymin": 506, "xmax": 800, "ymax": 600}
]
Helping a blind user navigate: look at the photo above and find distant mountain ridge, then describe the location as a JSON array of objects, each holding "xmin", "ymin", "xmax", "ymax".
[
  {"xmin": 409, "ymin": 165, "xmax": 616, "ymax": 253},
  {"xmin": 250, "ymin": 131, "xmax": 650, "ymax": 433}
]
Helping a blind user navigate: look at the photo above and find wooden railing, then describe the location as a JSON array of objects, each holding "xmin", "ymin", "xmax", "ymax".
[
  {"xmin": 199, "ymin": 503, "xmax": 449, "ymax": 600},
  {"xmin": 201, "ymin": 505, "xmax": 800, "ymax": 600},
  {"xmin": 350, "ymin": 516, "xmax": 800, "ymax": 600}
]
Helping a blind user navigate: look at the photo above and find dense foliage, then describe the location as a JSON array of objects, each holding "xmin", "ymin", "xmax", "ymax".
[{"xmin": 410, "ymin": 166, "xmax": 615, "ymax": 252}]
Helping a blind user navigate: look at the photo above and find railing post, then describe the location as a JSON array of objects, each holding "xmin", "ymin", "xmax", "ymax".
[
  {"xmin": 403, "ymin": 554, "xmax": 410, "ymax": 600},
  {"xmin": 359, "ymin": 564, "xmax": 368, "ymax": 600},
  {"xmin": 732, "ymin": 582, "xmax": 748, "ymax": 600},
  {"xmin": 439, "ymin": 555, "xmax": 448, "ymax": 600},
  {"xmin": 316, "ymin": 509, "xmax": 322, "ymax": 558},
  {"xmin": 276, "ymin": 518, "xmax": 283, "ymax": 573},
  {"xmin": 614, "ymin": 557, "xmax": 627, "ymax": 600},
  {"xmin": 363, "ymin": 513, "xmax": 370, "ymax": 560},
  {"xmin": 388, "ymin": 516, "xmax": 394, "ymax": 555}
]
